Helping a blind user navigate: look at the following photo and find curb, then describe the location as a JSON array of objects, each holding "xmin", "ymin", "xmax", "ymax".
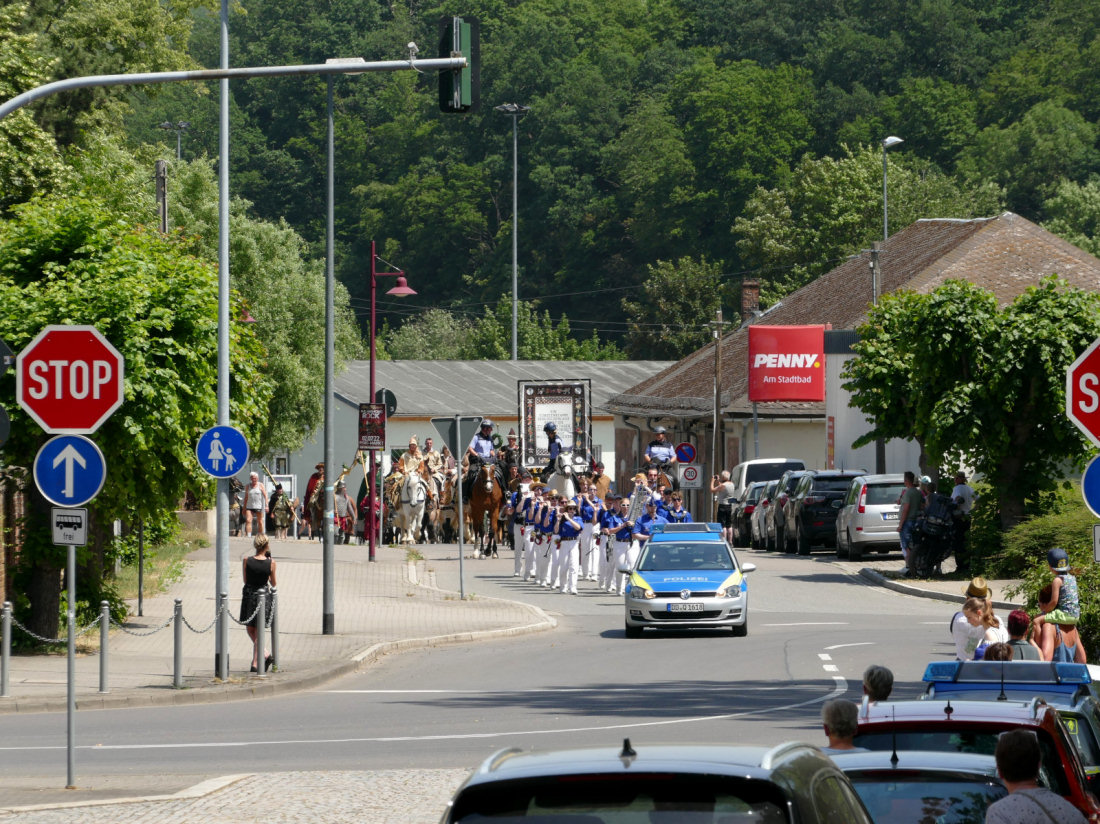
[
  {"xmin": 0, "ymin": 566, "xmax": 556, "ymax": 716},
  {"xmin": 858, "ymin": 568, "xmax": 1024, "ymax": 612},
  {"xmin": 0, "ymin": 774, "xmax": 254, "ymax": 815}
]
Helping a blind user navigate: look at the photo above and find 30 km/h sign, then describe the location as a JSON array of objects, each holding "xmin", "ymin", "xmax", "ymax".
[{"xmin": 17, "ymin": 325, "xmax": 125, "ymax": 434}]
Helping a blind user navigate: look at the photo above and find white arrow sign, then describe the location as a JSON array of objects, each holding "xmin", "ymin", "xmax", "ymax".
[{"xmin": 53, "ymin": 444, "xmax": 87, "ymax": 498}]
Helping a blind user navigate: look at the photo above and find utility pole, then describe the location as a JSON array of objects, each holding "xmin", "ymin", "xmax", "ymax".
[
  {"xmin": 154, "ymin": 160, "xmax": 168, "ymax": 233},
  {"xmin": 707, "ymin": 308, "xmax": 728, "ymax": 520}
]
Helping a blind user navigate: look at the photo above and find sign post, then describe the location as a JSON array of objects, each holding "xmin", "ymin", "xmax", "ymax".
[{"xmin": 431, "ymin": 415, "xmax": 482, "ymax": 599}]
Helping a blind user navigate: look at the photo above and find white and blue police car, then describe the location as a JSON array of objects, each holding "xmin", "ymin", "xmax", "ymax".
[{"xmin": 622, "ymin": 522, "xmax": 755, "ymax": 638}]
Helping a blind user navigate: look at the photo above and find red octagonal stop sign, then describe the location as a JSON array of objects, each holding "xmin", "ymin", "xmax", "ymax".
[
  {"xmin": 1067, "ymin": 336, "xmax": 1100, "ymax": 449},
  {"xmin": 17, "ymin": 325, "xmax": 125, "ymax": 434}
]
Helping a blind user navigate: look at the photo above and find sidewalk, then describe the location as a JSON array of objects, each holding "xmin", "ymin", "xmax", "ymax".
[{"xmin": 0, "ymin": 536, "xmax": 556, "ymax": 714}]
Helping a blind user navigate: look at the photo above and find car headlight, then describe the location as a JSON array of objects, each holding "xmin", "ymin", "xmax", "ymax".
[
  {"xmin": 630, "ymin": 586, "xmax": 655, "ymax": 599},
  {"xmin": 715, "ymin": 586, "xmax": 730, "ymax": 598}
]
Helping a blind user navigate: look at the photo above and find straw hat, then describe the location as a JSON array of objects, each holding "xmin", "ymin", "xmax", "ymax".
[{"xmin": 963, "ymin": 576, "xmax": 991, "ymax": 598}]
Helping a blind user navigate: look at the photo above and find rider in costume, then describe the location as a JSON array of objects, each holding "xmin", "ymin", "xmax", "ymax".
[
  {"xmin": 499, "ymin": 428, "xmax": 521, "ymax": 479},
  {"xmin": 543, "ymin": 421, "xmax": 564, "ymax": 476}
]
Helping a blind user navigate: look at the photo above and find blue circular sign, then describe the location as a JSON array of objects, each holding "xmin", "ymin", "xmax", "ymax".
[
  {"xmin": 196, "ymin": 426, "xmax": 250, "ymax": 479},
  {"xmin": 675, "ymin": 442, "xmax": 697, "ymax": 463},
  {"xmin": 1083, "ymin": 454, "xmax": 1100, "ymax": 517},
  {"xmin": 33, "ymin": 435, "xmax": 107, "ymax": 507}
]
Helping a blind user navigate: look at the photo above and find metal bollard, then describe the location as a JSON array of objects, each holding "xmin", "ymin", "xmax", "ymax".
[
  {"xmin": 254, "ymin": 589, "xmax": 266, "ymax": 677},
  {"xmin": 218, "ymin": 591, "xmax": 229, "ymax": 680},
  {"xmin": 1, "ymin": 601, "xmax": 10, "ymax": 698},
  {"xmin": 173, "ymin": 599, "xmax": 183, "ymax": 689},
  {"xmin": 99, "ymin": 601, "xmax": 110, "ymax": 693},
  {"xmin": 269, "ymin": 587, "xmax": 279, "ymax": 671}
]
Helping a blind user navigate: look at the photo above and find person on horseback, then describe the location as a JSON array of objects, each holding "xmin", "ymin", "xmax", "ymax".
[
  {"xmin": 464, "ymin": 418, "xmax": 498, "ymax": 504},
  {"xmin": 644, "ymin": 425, "xmax": 679, "ymax": 491},
  {"xmin": 499, "ymin": 428, "xmax": 521, "ymax": 478},
  {"xmin": 543, "ymin": 421, "xmax": 564, "ymax": 475},
  {"xmin": 400, "ymin": 435, "xmax": 424, "ymax": 475}
]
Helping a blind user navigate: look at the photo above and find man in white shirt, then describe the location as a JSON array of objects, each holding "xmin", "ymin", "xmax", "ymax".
[{"xmin": 952, "ymin": 471, "xmax": 978, "ymax": 576}]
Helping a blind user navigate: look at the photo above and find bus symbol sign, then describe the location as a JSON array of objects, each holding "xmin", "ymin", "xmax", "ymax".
[{"xmin": 52, "ymin": 507, "xmax": 88, "ymax": 547}]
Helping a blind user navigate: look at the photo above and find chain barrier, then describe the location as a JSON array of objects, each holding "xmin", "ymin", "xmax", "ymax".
[
  {"xmin": 107, "ymin": 614, "xmax": 174, "ymax": 636},
  {"xmin": 8, "ymin": 613, "xmax": 102, "ymax": 645},
  {"xmin": 180, "ymin": 610, "xmax": 219, "ymax": 634}
]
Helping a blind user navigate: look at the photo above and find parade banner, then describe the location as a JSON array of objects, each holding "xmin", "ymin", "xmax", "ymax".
[
  {"xmin": 519, "ymin": 380, "xmax": 592, "ymax": 469},
  {"xmin": 747, "ymin": 325, "xmax": 826, "ymax": 402}
]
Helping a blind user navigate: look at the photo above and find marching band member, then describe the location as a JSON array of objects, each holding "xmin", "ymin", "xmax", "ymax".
[
  {"xmin": 536, "ymin": 491, "xmax": 557, "ymax": 587},
  {"xmin": 522, "ymin": 483, "xmax": 543, "ymax": 580},
  {"xmin": 667, "ymin": 493, "xmax": 693, "ymax": 523},
  {"xmin": 599, "ymin": 494, "xmax": 625, "ymax": 592},
  {"xmin": 612, "ymin": 496, "xmax": 636, "ymax": 594},
  {"xmin": 577, "ymin": 482, "xmax": 600, "ymax": 581},
  {"xmin": 557, "ymin": 499, "xmax": 583, "ymax": 595},
  {"xmin": 508, "ymin": 478, "xmax": 530, "ymax": 577}
]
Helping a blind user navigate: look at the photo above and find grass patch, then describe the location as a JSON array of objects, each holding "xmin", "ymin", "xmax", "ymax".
[
  {"xmin": 114, "ymin": 528, "xmax": 208, "ymax": 601},
  {"xmin": 406, "ymin": 547, "xmax": 425, "ymax": 561}
]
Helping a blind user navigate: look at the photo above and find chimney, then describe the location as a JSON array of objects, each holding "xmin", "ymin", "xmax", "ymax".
[{"xmin": 740, "ymin": 279, "xmax": 760, "ymax": 323}]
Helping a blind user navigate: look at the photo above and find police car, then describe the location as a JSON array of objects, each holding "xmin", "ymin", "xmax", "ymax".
[{"xmin": 622, "ymin": 522, "xmax": 755, "ymax": 638}]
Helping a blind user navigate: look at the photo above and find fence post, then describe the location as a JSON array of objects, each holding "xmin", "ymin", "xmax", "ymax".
[
  {"xmin": 269, "ymin": 587, "xmax": 279, "ymax": 671},
  {"xmin": 98, "ymin": 601, "xmax": 110, "ymax": 694},
  {"xmin": 173, "ymin": 599, "xmax": 183, "ymax": 689},
  {"xmin": 217, "ymin": 591, "xmax": 229, "ymax": 680},
  {"xmin": 1, "ymin": 602, "xmax": 10, "ymax": 698},
  {"xmin": 254, "ymin": 589, "xmax": 266, "ymax": 677}
]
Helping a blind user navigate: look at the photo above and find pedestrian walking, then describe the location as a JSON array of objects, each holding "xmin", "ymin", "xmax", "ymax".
[
  {"xmin": 241, "ymin": 534, "xmax": 276, "ymax": 673},
  {"xmin": 243, "ymin": 472, "xmax": 267, "ymax": 537}
]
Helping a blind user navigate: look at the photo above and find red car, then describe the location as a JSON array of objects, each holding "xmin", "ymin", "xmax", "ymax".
[{"xmin": 854, "ymin": 698, "xmax": 1100, "ymax": 823}]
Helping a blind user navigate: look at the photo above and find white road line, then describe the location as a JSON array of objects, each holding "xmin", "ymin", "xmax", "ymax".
[
  {"xmin": 0, "ymin": 681, "xmax": 848, "ymax": 753},
  {"xmin": 822, "ymin": 665, "xmax": 838, "ymax": 672},
  {"xmin": 818, "ymin": 654, "xmax": 832, "ymax": 661},
  {"xmin": 823, "ymin": 642, "xmax": 875, "ymax": 650},
  {"xmin": 324, "ymin": 686, "xmax": 799, "ymax": 694},
  {"xmin": 761, "ymin": 622, "xmax": 849, "ymax": 627}
]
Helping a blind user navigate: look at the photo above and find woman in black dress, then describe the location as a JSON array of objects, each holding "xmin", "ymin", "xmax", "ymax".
[{"xmin": 241, "ymin": 534, "xmax": 277, "ymax": 672}]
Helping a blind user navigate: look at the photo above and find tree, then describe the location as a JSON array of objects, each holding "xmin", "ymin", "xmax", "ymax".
[
  {"xmin": 622, "ymin": 257, "xmax": 729, "ymax": 359},
  {"xmin": 843, "ymin": 277, "xmax": 1100, "ymax": 531},
  {"xmin": 0, "ymin": 195, "xmax": 272, "ymax": 638},
  {"xmin": 1043, "ymin": 177, "xmax": 1100, "ymax": 257}
]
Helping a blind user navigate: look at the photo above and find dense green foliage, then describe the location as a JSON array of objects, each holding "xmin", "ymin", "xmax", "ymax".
[{"xmin": 843, "ymin": 278, "xmax": 1100, "ymax": 532}]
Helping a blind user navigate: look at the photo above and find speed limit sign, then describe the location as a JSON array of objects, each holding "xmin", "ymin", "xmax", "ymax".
[{"xmin": 679, "ymin": 463, "xmax": 702, "ymax": 489}]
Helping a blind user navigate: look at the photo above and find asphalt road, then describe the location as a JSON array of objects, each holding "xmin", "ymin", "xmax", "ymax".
[{"xmin": 0, "ymin": 543, "xmax": 955, "ymax": 811}]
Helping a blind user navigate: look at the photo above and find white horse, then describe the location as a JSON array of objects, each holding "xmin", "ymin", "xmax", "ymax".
[
  {"xmin": 543, "ymin": 452, "xmax": 578, "ymax": 500},
  {"xmin": 393, "ymin": 471, "xmax": 428, "ymax": 545}
]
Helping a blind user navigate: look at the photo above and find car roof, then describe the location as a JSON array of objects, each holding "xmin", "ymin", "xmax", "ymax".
[
  {"xmin": 859, "ymin": 698, "xmax": 1054, "ymax": 725},
  {"xmin": 830, "ymin": 749, "xmax": 1000, "ymax": 777},
  {"xmin": 460, "ymin": 741, "xmax": 829, "ymax": 787},
  {"xmin": 809, "ymin": 470, "xmax": 867, "ymax": 478},
  {"xmin": 648, "ymin": 522, "xmax": 727, "ymax": 541},
  {"xmin": 850, "ymin": 473, "xmax": 905, "ymax": 484}
]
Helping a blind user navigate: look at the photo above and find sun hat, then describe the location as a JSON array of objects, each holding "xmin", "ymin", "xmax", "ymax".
[
  {"xmin": 1047, "ymin": 547, "xmax": 1070, "ymax": 572},
  {"xmin": 919, "ymin": 475, "xmax": 931, "ymax": 485},
  {"xmin": 964, "ymin": 576, "xmax": 991, "ymax": 598}
]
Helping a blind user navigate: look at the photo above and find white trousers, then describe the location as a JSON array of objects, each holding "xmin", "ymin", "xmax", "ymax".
[
  {"xmin": 559, "ymin": 539, "xmax": 580, "ymax": 593},
  {"xmin": 522, "ymin": 525, "xmax": 538, "ymax": 579},
  {"xmin": 597, "ymin": 534, "xmax": 616, "ymax": 589},
  {"xmin": 579, "ymin": 524, "xmax": 596, "ymax": 579},
  {"xmin": 613, "ymin": 539, "xmax": 634, "ymax": 593},
  {"xmin": 549, "ymin": 538, "xmax": 566, "ymax": 588},
  {"xmin": 513, "ymin": 522, "xmax": 525, "ymax": 575},
  {"xmin": 535, "ymin": 534, "xmax": 553, "ymax": 584}
]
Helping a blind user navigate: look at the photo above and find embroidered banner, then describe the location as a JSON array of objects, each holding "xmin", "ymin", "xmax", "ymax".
[{"xmin": 518, "ymin": 380, "xmax": 592, "ymax": 469}]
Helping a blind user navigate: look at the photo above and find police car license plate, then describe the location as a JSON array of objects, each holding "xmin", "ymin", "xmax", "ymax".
[
  {"xmin": 881, "ymin": 512, "xmax": 898, "ymax": 520},
  {"xmin": 667, "ymin": 603, "xmax": 704, "ymax": 612}
]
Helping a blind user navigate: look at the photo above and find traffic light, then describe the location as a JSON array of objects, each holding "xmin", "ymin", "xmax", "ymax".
[{"xmin": 438, "ymin": 15, "xmax": 479, "ymax": 113}]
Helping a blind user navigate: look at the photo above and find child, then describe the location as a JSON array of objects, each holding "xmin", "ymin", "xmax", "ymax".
[{"xmin": 1033, "ymin": 547, "xmax": 1079, "ymax": 636}]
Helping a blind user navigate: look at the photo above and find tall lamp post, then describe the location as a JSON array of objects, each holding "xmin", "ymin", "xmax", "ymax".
[
  {"xmin": 882, "ymin": 135, "xmax": 903, "ymax": 242},
  {"xmin": 368, "ymin": 241, "xmax": 416, "ymax": 563},
  {"xmin": 493, "ymin": 102, "xmax": 530, "ymax": 362},
  {"xmin": 157, "ymin": 120, "xmax": 190, "ymax": 160}
]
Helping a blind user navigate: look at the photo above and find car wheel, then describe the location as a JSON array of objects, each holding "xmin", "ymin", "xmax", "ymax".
[
  {"xmin": 849, "ymin": 539, "xmax": 863, "ymax": 562},
  {"xmin": 624, "ymin": 623, "xmax": 642, "ymax": 639},
  {"xmin": 796, "ymin": 522, "xmax": 811, "ymax": 555},
  {"xmin": 835, "ymin": 527, "xmax": 849, "ymax": 559},
  {"xmin": 783, "ymin": 524, "xmax": 796, "ymax": 554},
  {"xmin": 731, "ymin": 619, "xmax": 748, "ymax": 637}
]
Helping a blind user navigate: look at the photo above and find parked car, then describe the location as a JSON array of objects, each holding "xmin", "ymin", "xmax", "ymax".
[
  {"xmin": 621, "ymin": 522, "xmax": 755, "ymax": 637},
  {"xmin": 921, "ymin": 660, "xmax": 1100, "ymax": 788},
  {"xmin": 854, "ymin": 698, "xmax": 1100, "ymax": 822},
  {"xmin": 728, "ymin": 457, "xmax": 806, "ymax": 501},
  {"xmin": 440, "ymin": 739, "xmax": 875, "ymax": 823},
  {"xmin": 783, "ymin": 470, "xmax": 865, "ymax": 554},
  {"xmin": 766, "ymin": 469, "xmax": 812, "ymax": 552},
  {"xmin": 750, "ymin": 480, "xmax": 779, "ymax": 550},
  {"xmin": 830, "ymin": 749, "xmax": 1007, "ymax": 824},
  {"xmin": 731, "ymin": 481, "xmax": 767, "ymax": 547},
  {"xmin": 834, "ymin": 473, "xmax": 905, "ymax": 561}
]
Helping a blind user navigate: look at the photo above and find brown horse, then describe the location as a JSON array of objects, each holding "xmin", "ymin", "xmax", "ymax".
[{"xmin": 469, "ymin": 462, "xmax": 503, "ymax": 557}]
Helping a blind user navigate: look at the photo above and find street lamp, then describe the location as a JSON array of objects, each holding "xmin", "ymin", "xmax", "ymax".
[
  {"xmin": 157, "ymin": 120, "xmax": 191, "ymax": 160},
  {"xmin": 494, "ymin": 102, "xmax": 530, "ymax": 362},
  {"xmin": 368, "ymin": 241, "xmax": 416, "ymax": 563},
  {"xmin": 882, "ymin": 135, "xmax": 903, "ymax": 241}
]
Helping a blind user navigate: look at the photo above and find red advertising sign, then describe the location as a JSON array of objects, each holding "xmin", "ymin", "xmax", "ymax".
[
  {"xmin": 358, "ymin": 403, "xmax": 386, "ymax": 450},
  {"xmin": 747, "ymin": 325, "xmax": 825, "ymax": 402}
]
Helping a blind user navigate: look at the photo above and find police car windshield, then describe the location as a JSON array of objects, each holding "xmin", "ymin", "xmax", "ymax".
[{"xmin": 639, "ymin": 543, "xmax": 734, "ymax": 571}]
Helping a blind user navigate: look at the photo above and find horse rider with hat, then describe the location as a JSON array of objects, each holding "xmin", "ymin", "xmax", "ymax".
[
  {"xmin": 543, "ymin": 421, "xmax": 564, "ymax": 476},
  {"xmin": 464, "ymin": 418, "xmax": 499, "ymax": 503},
  {"xmin": 499, "ymin": 428, "xmax": 521, "ymax": 477},
  {"xmin": 644, "ymin": 425, "xmax": 678, "ymax": 491}
]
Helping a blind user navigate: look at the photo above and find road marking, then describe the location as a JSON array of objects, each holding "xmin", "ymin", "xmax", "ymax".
[
  {"xmin": 761, "ymin": 622, "xmax": 849, "ymax": 627},
  {"xmin": 824, "ymin": 642, "xmax": 874, "ymax": 650},
  {"xmin": 822, "ymin": 665, "xmax": 838, "ymax": 672},
  {"xmin": 0, "ymin": 680, "xmax": 848, "ymax": 752},
  {"xmin": 818, "ymin": 654, "xmax": 832, "ymax": 661},
  {"xmin": 323, "ymin": 685, "xmax": 800, "ymax": 695}
]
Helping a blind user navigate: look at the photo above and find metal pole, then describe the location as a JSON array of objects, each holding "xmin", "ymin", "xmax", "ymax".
[
  {"xmin": 369, "ymin": 242, "xmax": 378, "ymax": 563},
  {"xmin": 752, "ymin": 402, "xmax": 759, "ymax": 458},
  {"xmin": 215, "ymin": 0, "xmax": 231, "ymax": 680},
  {"xmin": 1, "ymin": 601, "xmax": 10, "ymax": 698},
  {"xmin": 66, "ymin": 545, "xmax": 75, "ymax": 788},
  {"xmin": 155, "ymin": 160, "xmax": 167, "ymax": 234},
  {"xmin": 269, "ymin": 586, "xmax": 279, "ymax": 670},
  {"xmin": 455, "ymin": 413, "xmax": 466, "ymax": 599},
  {"xmin": 173, "ymin": 599, "xmax": 182, "ymax": 689},
  {"xmin": 712, "ymin": 309, "xmax": 722, "ymax": 521},
  {"xmin": 510, "ymin": 113, "xmax": 519, "ymax": 362},
  {"xmin": 883, "ymin": 144, "xmax": 889, "ymax": 243},
  {"xmin": 137, "ymin": 519, "xmax": 144, "ymax": 617},
  {"xmin": 322, "ymin": 75, "xmax": 336, "ymax": 633},
  {"xmin": 254, "ymin": 589, "xmax": 266, "ymax": 677},
  {"xmin": 99, "ymin": 601, "xmax": 109, "ymax": 693}
]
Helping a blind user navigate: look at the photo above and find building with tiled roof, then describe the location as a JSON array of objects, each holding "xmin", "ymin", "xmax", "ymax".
[{"xmin": 603, "ymin": 213, "xmax": 1100, "ymax": 479}]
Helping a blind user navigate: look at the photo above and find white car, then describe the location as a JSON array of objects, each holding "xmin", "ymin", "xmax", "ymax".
[{"xmin": 834, "ymin": 473, "xmax": 905, "ymax": 561}]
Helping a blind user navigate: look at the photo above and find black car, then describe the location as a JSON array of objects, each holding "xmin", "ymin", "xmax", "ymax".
[
  {"xmin": 784, "ymin": 470, "xmax": 865, "ymax": 554},
  {"xmin": 731, "ymin": 481, "xmax": 767, "ymax": 547},
  {"xmin": 768, "ymin": 469, "xmax": 812, "ymax": 552}
]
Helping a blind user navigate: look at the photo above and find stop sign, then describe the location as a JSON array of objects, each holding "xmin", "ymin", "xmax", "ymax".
[{"xmin": 17, "ymin": 325, "xmax": 124, "ymax": 434}]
